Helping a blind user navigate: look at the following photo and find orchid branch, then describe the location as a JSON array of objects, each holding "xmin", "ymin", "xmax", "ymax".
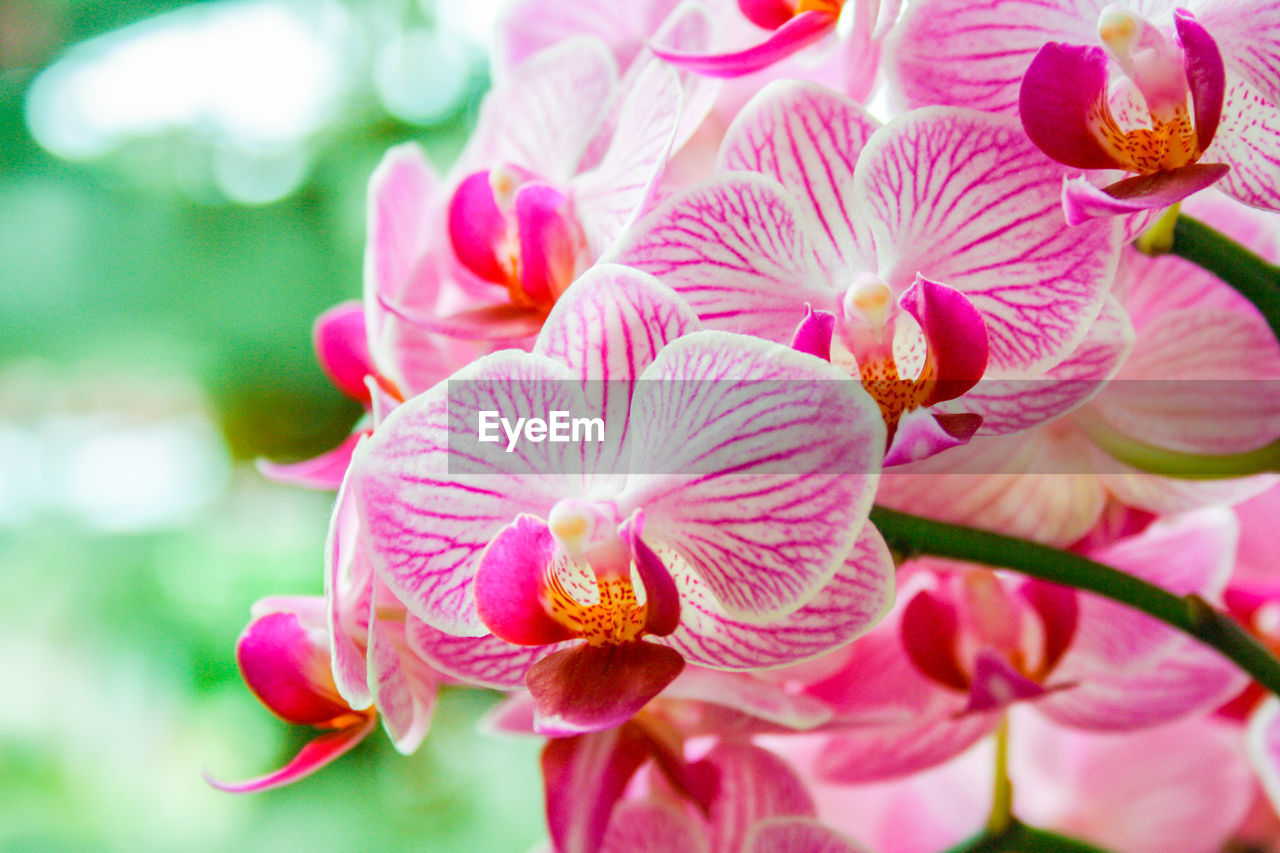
[{"xmin": 869, "ymin": 506, "xmax": 1280, "ymax": 697}]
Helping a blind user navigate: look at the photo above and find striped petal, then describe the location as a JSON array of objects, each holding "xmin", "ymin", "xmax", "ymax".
[
  {"xmin": 543, "ymin": 724, "xmax": 654, "ymax": 853},
  {"xmin": 745, "ymin": 818, "xmax": 871, "ymax": 853},
  {"xmin": 1203, "ymin": 73, "xmax": 1280, "ymax": 210},
  {"xmin": 602, "ymin": 801, "xmax": 710, "ymax": 853},
  {"xmin": 705, "ymin": 740, "xmax": 817, "ymax": 853}
]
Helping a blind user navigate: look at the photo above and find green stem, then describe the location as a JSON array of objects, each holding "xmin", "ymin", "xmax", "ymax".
[
  {"xmin": 869, "ymin": 506, "xmax": 1280, "ymax": 697},
  {"xmin": 945, "ymin": 820, "xmax": 1114, "ymax": 853},
  {"xmin": 1072, "ymin": 409, "xmax": 1280, "ymax": 479},
  {"xmin": 987, "ymin": 717, "xmax": 1013, "ymax": 834},
  {"xmin": 1151, "ymin": 214, "xmax": 1280, "ymax": 344}
]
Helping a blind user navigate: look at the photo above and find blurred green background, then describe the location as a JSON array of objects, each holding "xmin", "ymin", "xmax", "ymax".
[{"xmin": 0, "ymin": 0, "xmax": 545, "ymax": 849}]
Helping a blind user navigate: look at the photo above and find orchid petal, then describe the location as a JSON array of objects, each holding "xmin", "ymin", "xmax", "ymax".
[
  {"xmin": 664, "ymin": 667, "xmax": 834, "ymax": 730},
  {"xmin": 621, "ymin": 512, "xmax": 681, "ymax": 638},
  {"xmin": 659, "ymin": 522, "xmax": 894, "ymax": 669},
  {"xmin": 514, "ymin": 182, "xmax": 580, "ymax": 306},
  {"xmin": 1062, "ymin": 164, "xmax": 1230, "ymax": 225},
  {"xmin": 900, "ymin": 590, "xmax": 968, "ymax": 692},
  {"xmin": 883, "ymin": 411, "xmax": 983, "ymax": 467},
  {"xmin": 368, "ymin": 587, "xmax": 435, "ymax": 754},
  {"xmin": 237, "ymin": 611, "xmax": 349, "ymax": 727},
  {"xmin": 257, "ymin": 431, "xmax": 364, "ymax": 491},
  {"xmin": 1203, "ymin": 75, "xmax": 1280, "ymax": 210},
  {"xmin": 739, "ymin": 0, "xmax": 795, "ymax": 29},
  {"xmin": 351, "ymin": 351, "xmax": 580, "ymax": 635},
  {"xmin": 601, "ymin": 801, "xmax": 710, "ymax": 853},
  {"xmin": 374, "ymin": 298, "xmax": 545, "ymax": 343},
  {"xmin": 543, "ymin": 723, "xmax": 654, "ymax": 853},
  {"xmin": 493, "ymin": 0, "xmax": 685, "ymax": 75},
  {"xmin": 407, "ymin": 616, "xmax": 561, "ymax": 690},
  {"xmin": 857, "ymin": 108, "xmax": 1118, "ymax": 373},
  {"xmin": 1249, "ymin": 697, "xmax": 1280, "ymax": 813},
  {"xmin": 745, "ymin": 817, "xmax": 871, "ymax": 853},
  {"xmin": 898, "ymin": 275, "xmax": 989, "ymax": 407},
  {"xmin": 326, "ymin": 469, "xmax": 373, "ymax": 709},
  {"xmin": 205, "ymin": 715, "xmax": 376, "ymax": 794},
  {"xmin": 1176, "ymin": 10, "xmax": 1226, "ymax": 154},
  {"xmin": 1018, "ymin": 579, "xmax": 1078, "ymax": 676},
  {"xmin": 705, "ymin": 740, "xmax": 817, "ymax": 853},
  {"xmin": 313, "ymin": 300, "xmax": 374, "ymax": 406},
  {"xmin": 447, "ymin": 170, "xmax": 508, "ymax": 284},
  {"xmin": 474, "ymin": 515, "xmax": 579, "ymax": 646},
  {"xmin": 1199, "ymin": 0, "xmax": 1280, "ymax": 110},
  {"xmin": 790, "ymin": 307, "xmax": 836, "ymax": 361},
  {"xmin": 526, "ymin": 641, "xmax": 685, "ymax": 735},
  {"xmin": 718, "ymin": 80, "xmax": 880, "ymax": 270},
  {"xmin": 650, "ymin": 10, "xmax": 836, "ymax": 78},
  {"xmin": 365, "ymin": 142, "xmax": 440, "ymax": 309},
  {"xmin": 611, "ymin": 173, "xmax": 832, "ymax": 344},
  {"xmin": 963, "ymin": 649, "xmax": 1049, "ymax": 713},
  {"xmin": 1094, "ymin": 452, "xmax": 1280, "ymax": 515},
  {"xmin": 1019, "ymin": 43, "xmax": 1125, "ymax": 170},
  {"xmin": 621, "ymin": 332, "xmax": 884, "ymax": 621}
]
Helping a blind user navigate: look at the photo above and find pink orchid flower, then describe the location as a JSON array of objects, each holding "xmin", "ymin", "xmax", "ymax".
[
  {"xmin": 612, "ymin": 81, "xmax": 1122, "ymax": 465},
  {"xmin": 887, "ymin": 0, "xmax": 1280, "ymax": 221},
  {"xmin": 793, "ymin": 508, "xmax": 1247, "ymax": 783},
  {"xmin": 206, "ymin": 598, "xmax": 377, "ymax": 792},
  {"xmin": 348, "ymin": 263, "xmax": 892, "ymax": 735}
]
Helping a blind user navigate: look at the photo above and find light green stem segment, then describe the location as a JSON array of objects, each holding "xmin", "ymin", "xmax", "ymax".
[
  {"xmin": 1072, "ymin": 410, "xmax": 1280, "ymax": 479},
  {"xmin": 986, "ymin": 716, "xmax": 1013, "ymax": 835}
]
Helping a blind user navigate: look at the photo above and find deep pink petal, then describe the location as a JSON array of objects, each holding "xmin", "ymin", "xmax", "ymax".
[
  {"xmin": 650, "ymin": 11, "xmax": 836, "ymax": 78},
  {"xmin": 659, "ymin": 522, "xmax": 895, "ymax": 669},
  {"xmin": 790, "ymin": 306, "xmax": 835, "ymax": 361},
  {"xmin": 1063, "ymin": 164, "xmax": 1231, "ymax": 225},
  {"xmin": 718, "ymin": 80, "xmax": 880, "ymax": 271},
  {"xmin": 1019, "ymin": 43, "xmax": 1124, "ymax": 170},
  {"xmin": 257, "ymin": 431, "xmax": 363, "ymax": 491},
  {"xmin": 543, "ymin": 723, "xmax": 654, "ymax": 853},
  {"xmin": 1176, "ymin": 10, "xmax": 1226, "ymax": 153},
  {"xmin": 900, "ymin": 590, "xmax": 968, "ymax": 692},
  {"xmin": 447, "ymin": 170, "xmax": 508, "ymax": 284},
  {"xmin": 882, "ymin": 410, "xmax": 983, "ymax": 467},
  {"xmin": 705, "ymin": 740, "xmax": 817, "ymax": 853},
  {"xmin": 621, "ymin": 332, "xmax": 884, "ymax": 621},
  {"xmin": 205, "ymin": 715, "xmax": 376, "ymax": 794},
  {"xmin": 620, "ymin": 511, "xmax": 681, "ymax": 638},
  {"xmin": 739, "ymin": 0, "xmax": 795, "ymax": 29},
  {"xmin": 237, "ymin": 611, "xmax": 349, "ymax": 727},
  {"xmin": 856, "ymin": 108, "xmax": 1118, "ymax": 373},
  {"xmin": 745, "ymin": 817, "xmax": 871, "ymax": 853},
  {"xmin": 611, "ymin": 174, "xmax": 833, "ymax": 344},
  {"xmin": 1018, "ymin": 579, "xmax": 1078, "ymax": 676},
  {"xmin": 313, "ymin": 301, "xmax": 374, "ymax": 406},
  {"xmin": 601, "ymin": 800, "xmax": 711, "ymax": 853},
  {"xmin": 475, "ymin": 515, "xmax": 578, "ymax": 646},
  {"xmin": 527, "ymin": 641, "xmax": 685, "ymax": 735},
  {"xmin": 513, "ymin": 182, "xmax": 580, "ymax": 306},
  {"xmin": 897, "ymin": 275, "xmax": 988, "ymax": 407},
  {"xmin": 963, "ymin": 649, "xmax": 1049, "ymax": 713}
]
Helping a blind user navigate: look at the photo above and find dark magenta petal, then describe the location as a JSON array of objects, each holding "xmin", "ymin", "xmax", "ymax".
[
  {"xmin": 1175, "ymin": 10, "xmax": 1226, "ymax": 153},
  {"xmin": 650, "ymin": 10, "xmax": 836, "ymax": 78},
  {"xmin": 206, "ymin": 716, "xmax": 376, "ymax": 793},
  {"xmin": 882, "ymin": 410, "xmax": 982, "ymax": 467},
  {"xmin": 619, "ymin": 511, "xmax": 681, "ymax": 638},
  {"xmin": 1062, "ymin": 163, "xmax": 1229, "ymax": 224},
  {"xmin": 474, "ymin": 515, "xmax": 578, "ymax": 646},
  {"xmin": 256, "ymin": 431, "xmax": 364, "ymax": 491},
  {"xmin": 237, "ymin": 611, "xmax": 351, "ymax": 726},
  {"xmin": 514, "ymin": 182, "xmax": 579, "ymax": 305},
  {"xmin": 898, "ymin": 274, "xmax": 989, "ymax": 407},
  {"xmin": 789, "ymin": 305, "xmax": 836, "ymax": 362},
  {"xmin": 964, "ymin": 650, "xmax": 1047, "ymax": 713},
  {"xmin": 738, "ymin": 0, "xmax": 795, "ymax": 29},
  {"xmin": 448, "ymin": 170, "xmax": 508, "ymax": 284},
  {"xmin": 1018, "ymin": 579, "xmax": 1079, "ymax": 676},
  {"xmin": 1020, "ymin": 43, "xmax": 1125, "ymax": 170},
  {"xmin": 526, "ymin": 641, "xmax": 685, "ymax": 735},
  {"xmin": 312, "ymin": 301, "xmax": 373, "ymax": 406},
  {"xmin": 900, "ymin": 590, "xmax": 970, "ymax": 692},
  {"xmin": 542, "ymin": 723, "xmax": 652, "ymax": 853}
]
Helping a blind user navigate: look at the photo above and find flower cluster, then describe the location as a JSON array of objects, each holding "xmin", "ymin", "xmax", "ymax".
[{"xmin": 213, "ymin": 1, "xmax": 1280, "ymax": 850}]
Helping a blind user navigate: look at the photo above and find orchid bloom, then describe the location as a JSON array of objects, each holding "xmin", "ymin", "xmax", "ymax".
[
  {"xmin": 651, "ymin": 0, "xmax": 898, "ymax": 82},
  {"xmin": 613, "ymin": 81, "xmax": 1122, "ymax": 465},
  {"xmin": 793, "ymin": 508, "xmax": 1247, "ymax": 783},
  {"xmin": 888, "ymin": 0, "xmax": 1280, "ymax": 219},
  {"xmin": 206, "ymin": 598, "xmax": 378, "ymax": 792},
  {"xmin": 349, "ymin": 263, "xmax": 893, "ymax": 735}
]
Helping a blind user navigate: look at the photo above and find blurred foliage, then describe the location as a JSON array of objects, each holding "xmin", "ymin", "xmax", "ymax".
[{"xmin": 1, "ymin": 1, "xmax": 548, "ymax": 850}]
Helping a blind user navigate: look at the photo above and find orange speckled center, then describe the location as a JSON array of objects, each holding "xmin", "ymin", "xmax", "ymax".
[{"xmin": 544, "ymin": 570, "xmax": 647, "ymax": 646}]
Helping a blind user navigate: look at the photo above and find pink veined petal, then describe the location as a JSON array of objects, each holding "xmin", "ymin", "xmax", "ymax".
[
  {"xmin": 527, "ymin": 641, "xmax": 686, "ymax": 736},
  {"xmin": 856, "ymin": 107, "xmax": 1118, "ymax": 373},
  {"xmin": 1062, "ymin": 164, "xmax": 1231, "ymax": 225},
  {"xmin": 468, "ymin": 37, "xmax": 617, "ymax": 182},
  {"xmin": 947, "ymin": 294, "xmax": 1133, "ymax": 437},
  {"xmin": 658, "ymin": 522, "xmax": 895, "ymax": 669},
  {"xmin": 350, "ymin": 351, "xmax": 580, "ymax": 636},
  {"xmin": 572, "ymin": 61, "xmax": 683, "ymax": 257},
  {"xmin": 882, "ymin": 410, "xmax": 983, "ymax": 467},
  {"xmin": 1175, "ymin": 10, "xmax": 1226, "ymax": 153},
  {"xmin": 621, "ymin": 511, "xmax": 682, "ymax": 637},
  {"xmin": 1019, "ymin": 43, "xmax": 1125, "ymax": 170},
  {"xmin": 1203, "ymin": 74, "xmax": 1280, "ymax": 210},
  {"xmin": 474, "ymin": 515, "xmax": 578, "ymax": 646},
  {"xmin": 718, "ymin": 79, "xmax": 881, "ymax": 270},
  {"xmin": 407, "ymin": 615, "xmax": 561, "ymax": 690},
  {"xmin": 543, "ymin": 723, "xmax": 655, "ymax": 853},
  {"xmin": 1198, "ymin": 0, "xmax": 1280, "ymax": 111},
  {"xmin": 650, "ymin": 10, "xmax": 837, "ymax": 78},
  {"xmin": 745, "ymin": 817, "xmax": 872, "ymax": 853},
  {"xmin": 620, "ymin": 331, "xmax": 885, "ymax": 622},
  {"xmin": 326, "ymin": 467, "xmax": 373, "ymax": 709},
  {"xmin": 365, "ymin": 142, "xmax": 440, "ymax": 310},
  {"xmin": 205, "ymin": 715, "xmax": 377, "ymax": 794},
  {"xmin": 1068, "ymin": 507, "xmax": 1237, "ymax": 671},
  {"xmin": 447, "ymin": 170, "xmax": 508, "ymax": 284},
  {"xmin": 898, "ymin": 275, "xmax": 989, "ymax": 407},
  {"xmin": 368, "ymin": 588, "xmax": 435, "ymax": 755},
  {"xmin": 1092, "ymin": 450, "xmax": 1280, "ymax": 516},
  {"xmin": 1248, "ymin": 697, "xmax": 1280, "ymax": 813},
  {"xmin": 601, "ymin": 800, "xmax": 711, "ymax": 853},
  {"xmin": 704, "ymin": 740, "xmax": 818, "ymax": 853},
  {"xmin": 313, "ymin": 300, "xmax": 374, "ymax": 406},
  {"xmin": 492, "ymin": 0, "xmax": 684, "ymax": 75},
  {"xmin": 885, "ymin": 0, "xmax": 1106, "ymax": 114},
  {"xmin": 257, "ymin": 431, "xmax": 364, "ymax": 491},
  {"xmin": 663, "ymin": 667, "xmax": 835, "ymax": 730},
  {"xmin": 610, "ymin": 173, "xmax": 833, "ymax": 344}
]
